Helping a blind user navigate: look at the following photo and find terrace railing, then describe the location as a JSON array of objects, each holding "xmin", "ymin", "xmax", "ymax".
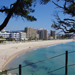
[{"xmin": 1, "ymin": 51, "xmax": 75, "ymax": 75}]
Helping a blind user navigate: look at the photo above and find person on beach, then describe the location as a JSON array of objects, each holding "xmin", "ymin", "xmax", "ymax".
[
  {"xmin": 2, "ymin": 55, "xmax": 7, "ymax": 60},
  {"xmin": 29, "ymin": 46, "xmax": 31, "ymax": 48},
  {"xmin": 16, "ymin": 47, "xmax": 18, "ymax": 49}
]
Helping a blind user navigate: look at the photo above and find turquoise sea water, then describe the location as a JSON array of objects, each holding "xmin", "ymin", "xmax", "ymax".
[{"xmin": 5, "ymin": 41, "xmax": 75, "ymax": 75}]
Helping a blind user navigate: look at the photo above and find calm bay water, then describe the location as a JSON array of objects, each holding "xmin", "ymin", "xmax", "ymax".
[{"xmin": 5, "ymin": 41, "xmax": 75, "ymax": 75}]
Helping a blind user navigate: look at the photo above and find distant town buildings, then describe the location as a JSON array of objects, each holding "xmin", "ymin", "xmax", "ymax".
[
  {"xmin": 19, "ymin": 32, "xmax": 27, "ymax": 41},
  {"xmin": 48, "ymin": 36, "xmax": 53, "ymax": 40},
  {"xmin": 37, "ymin": 28, "xmax": 42, "ymax": 39},
  {"xmin": 0, "ymin": 30, "xmax": 27, "ymax": 41},
  {"xmin": 65, "ymin": 33, "xmax": 74, "ymax": 39},
  {"xmin": 73, "ymin": 34, "xmax": 75, "ymax": 40},
  {"xmin": 10, "ymin": 33, "xmax": 20, "ymax": 40},
  {"xmin": 50, "ymin": 30, "xmax": 56, "ymax": 39},
  {"xmin": 0, "ymin": 32, "xmax": 10, "ymax": 39},
  {"xmin": 25, "ymin": 27, "xmax": 37, "ymax": 39},
  {"xmin": 0, "ymin": 27, "xmax": 59, "ymax": 41},
  {"xmin": 37, "ymin": 28, "xmax": 48, "ymax": 40}
]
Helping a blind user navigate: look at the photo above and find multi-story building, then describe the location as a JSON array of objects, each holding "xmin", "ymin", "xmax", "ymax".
[
  {"xmin": 25, "ymin": 27, "xmax": 37, "ymax": 39},
  {"xmin": 37, "ymin": 28, "xmax": 48, "ymax": 40},
  {"xmin": 50, "ymin": 30, "xmax": 52, "ymax": 36},
  {"xmin": 10, "ymin": 33, "xmax": 20, "ymax": 41},
  {"xmin": 0, "ymin": 32, "xmax": 10, "ymax": 38},
  {"xmin": 50, "ymin": 30, "xmax": 56, "ymax": 39},
  {"xmin": 0, "ymin": 30, "xmax": 27, "ymax": 41},
  {"xmin": 19, "ymin": 32, "xmax": 27, "ymax": 41},
  {"xmin": 42, "ymin": 29, "xmax": 48, "ymax": 39},
  {"xmin": 36, "ymin": 34, "xmax": 39, "ymax": 39},
  {"xmin": 37, "ymin": 28, "xmax": 43, "ymax": 39},
  {"xmin": 46, "ymin": 29, "xmax": 48, "ymax": 39}
]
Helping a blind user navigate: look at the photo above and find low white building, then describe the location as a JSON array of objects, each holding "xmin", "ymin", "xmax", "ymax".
[
  {"xmin": 0, "ymin": 31, "xmax": 28, "ymax": 41},
  {"xmin": 19, "ymin": 32, "xmax": 28, "ymax": 41},
  {"xmin": 10, "ymin": 33, "xmax": 20, "ymax": 41},
  {"xmin": 0, "ymin": 32, "xmax": 10, "ymax": 38}
]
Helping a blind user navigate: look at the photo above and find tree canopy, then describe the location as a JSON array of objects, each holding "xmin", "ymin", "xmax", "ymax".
[
  {"xmin": 51, "ymin": 0, "xmax": 75, "ymax": 33},
  {"xmin": 1, "ymin": 0, "xmax": 74, "ymax": 33},
  {"xmin": 0, "ymin": 0, "xmax": 50, "ymax": 31}
]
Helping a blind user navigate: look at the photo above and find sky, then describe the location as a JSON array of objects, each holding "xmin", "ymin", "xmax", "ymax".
[{"xmin": 0, "ymin": 0, "xmax": 70, "ymax": 34}]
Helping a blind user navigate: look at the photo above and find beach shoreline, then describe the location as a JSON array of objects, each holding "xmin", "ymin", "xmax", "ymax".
[{"xmin": 0, "ymin": 39, "xmax": 74, "ymax": 71}]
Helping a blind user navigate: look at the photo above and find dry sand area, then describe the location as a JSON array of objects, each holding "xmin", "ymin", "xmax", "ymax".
[{"xmin": 0, "ymin": 39, "xmax": 74, "ymax": 71}]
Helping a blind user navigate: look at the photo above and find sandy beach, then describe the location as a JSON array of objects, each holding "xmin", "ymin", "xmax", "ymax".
[{"xmin": 0, "ymin": 39, "xmax": 74, "ymax": 71}]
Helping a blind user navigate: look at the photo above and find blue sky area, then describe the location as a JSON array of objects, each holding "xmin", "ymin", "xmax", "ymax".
[{"xmin": 0, "ymin": 0, "xmax": 70, "ymax": 34}]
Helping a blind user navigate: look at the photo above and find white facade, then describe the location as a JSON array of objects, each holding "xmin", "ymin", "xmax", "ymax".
[
  {"xmin": 0, "ymin": 31, "xmax": 28, "ymax": 41},
  {"xmin": 10, "ymin": 33, "xmax": 20, "ymax": 40},
  {"xmin": 19, "ymin": 32, "xmax": 27, "ymax": 41},
  {"xmin": 0, "ymin": 32, "xmax": 10, "ymax": 38}
]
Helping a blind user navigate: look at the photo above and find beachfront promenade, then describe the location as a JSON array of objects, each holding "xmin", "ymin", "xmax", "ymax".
[{"xmin": 0, "ymin": 39, "xmax": 73, "ymax": 71}]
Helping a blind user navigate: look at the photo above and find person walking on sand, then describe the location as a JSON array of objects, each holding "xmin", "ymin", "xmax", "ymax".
[
  {"xmin": 29, "ymin": 46, "xmax": 31, "ymax": 48},
  {"xmin": 2, "ymin": 55, "xmax": 7, "ymax": 60}
]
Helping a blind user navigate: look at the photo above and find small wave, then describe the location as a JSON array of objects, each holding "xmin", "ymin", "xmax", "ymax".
[
  {"xmin": 33, "ymin": 47, "xmax": 40, "ymax": 50},
  {"xmin": 21, "ymin": 53, "xmax": 25, "ymax": 55},
  {"xmin": 33, "ymin": 49, "xmax": 37, "ymax": 50},
  {"xmin": 47, "ymin": 44, "xmax": 57, "ymax": 47},
  {"xmin": 16, "ymin": 56, "xmax": 19, "ymax": 58},
  {"xmin": 63, "ymin": 43, "xmax": 66, "ymax": 44}
]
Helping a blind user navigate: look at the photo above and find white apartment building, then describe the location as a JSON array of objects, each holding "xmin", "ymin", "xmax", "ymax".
[
  {"xmin": 0, "ymin": 32, "xmax": 10, "ymax": 38},
  {"xmin": 10, "ymin": 33, "xmax": 20, "ymax": 41},
  {"xmin": 19, "ymin": 32, "xmax": 27, "ymax": 41},
  {"xmin": 0, "ymin": 30, "xmax": 27, "ymax": 41}
]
